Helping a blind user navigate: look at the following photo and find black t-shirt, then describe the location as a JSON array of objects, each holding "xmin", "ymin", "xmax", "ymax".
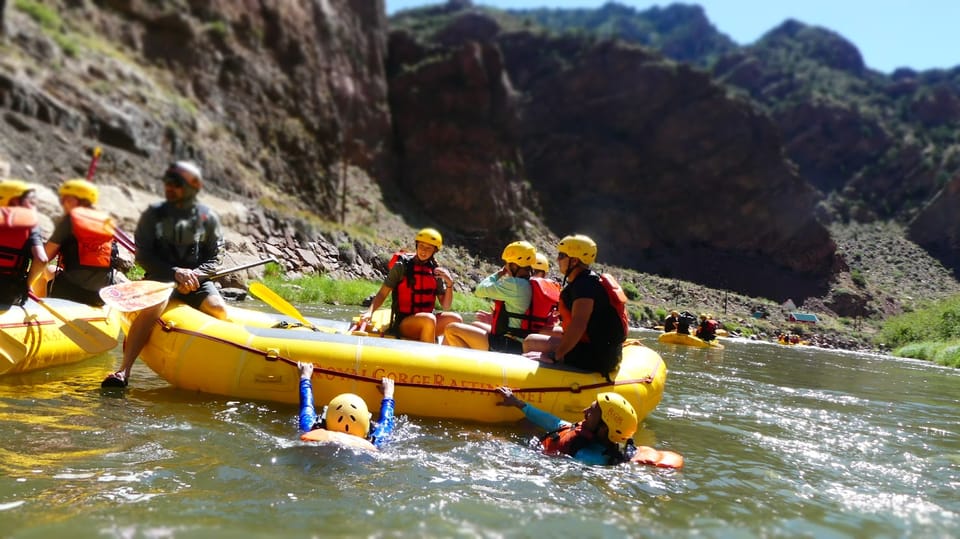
[{"xmin": 560, "ymin": 271, "xmax": 623, "ymax": 346}]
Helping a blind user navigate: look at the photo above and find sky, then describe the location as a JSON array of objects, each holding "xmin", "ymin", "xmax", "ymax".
[{"xmin": 385, "ymin": 0, "xmax": 960, "ymax": 73}]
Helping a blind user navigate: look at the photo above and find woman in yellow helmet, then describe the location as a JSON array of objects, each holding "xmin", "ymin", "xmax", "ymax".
[
  {"xmin": 443, "ymin": 241, "xmax": 536, "ymax": 353},
  {"xmin": 360, "ymin": 227, "xmax": 462, "ymax": 343},
  {"xmin": 296, "ymin": 362, "xmax": 396, "ymax": 451},
  {"xmin": 0, "ymin": 179, "xmax": 47, "ymax": 305},
  {"xmin": 30, "ymin": 178, "xmax": 121, "ymax": 305}
]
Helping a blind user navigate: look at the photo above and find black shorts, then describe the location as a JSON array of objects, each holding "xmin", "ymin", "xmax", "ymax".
[
  {"xmin": 564, "ymin": 341, "xmax": 623, "ymax": 374},
  {"xmin": 171, "ymin": 280, "xmax": 221, "ymax": 310},
  {"xmin": 48, "ymin": 279, "xmax": 105, "ymax": 306},
  {"xmin": 488, "ymin": 332, "xmax": 524, "ymax": 354}
]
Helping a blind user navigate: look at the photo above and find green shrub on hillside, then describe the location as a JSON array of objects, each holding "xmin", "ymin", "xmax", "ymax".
[{"xmin": 878, "ymin": 295, "xmax": 960, "ymax": 349}]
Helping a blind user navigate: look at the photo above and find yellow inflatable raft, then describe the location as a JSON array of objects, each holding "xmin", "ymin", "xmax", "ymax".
[
  {"xmin": 1, "ymin": 298, "xmax": 120, "ymax": 376},
  {"xmin": 658, "ymin": 331, "xmax": 724, "ymax": 349},
  {"xmin": 127, "ymin": 303, "xmax": 667, "ymax": 424}
]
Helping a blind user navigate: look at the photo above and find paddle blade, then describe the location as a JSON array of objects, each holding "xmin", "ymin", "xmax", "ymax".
[
  {"xmin": 59, "ymin": 318, "xmax": 118, "ymax": 355},
  {"xmin": 248, "ymin": 282, "xmax": 313, "ymax": 328},
  {"xmin": 0, "ymin": 330, "xmax": 26, "ymax": 372},
  {"xmin": 99, "ymin": 281, "xmax": 175, "ymax": 312}
]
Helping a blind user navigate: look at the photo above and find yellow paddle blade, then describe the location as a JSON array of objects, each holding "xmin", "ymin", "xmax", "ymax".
[
  {"xmin": 99, "ymin": 280, "xmax": 175, "ymax": 312},
  {"xmin": 26, "ymin": 295, "xmax": 118, "ymax": 355},
  {"xmin": 247, "ymin": 282, "xmax": 315, "ymax": 329},
  {"xmin": 0, "ymin": 330, "xmax": 26, "ymax": 372}
]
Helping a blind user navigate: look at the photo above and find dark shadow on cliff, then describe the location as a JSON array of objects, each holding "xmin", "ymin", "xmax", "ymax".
[{"xmin": 613, "ymin": 246, "xmax": 831, "ymax": 303}]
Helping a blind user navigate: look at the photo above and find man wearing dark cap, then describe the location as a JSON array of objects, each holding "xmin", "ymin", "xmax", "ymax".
[{"xmin": 102, "ymin": 161, "xmax": 226, "ymax": 388}]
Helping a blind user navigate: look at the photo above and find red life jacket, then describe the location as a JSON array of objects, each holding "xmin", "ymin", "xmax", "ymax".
[
  {"xmin": 389, "ymin": 252, "xmax": 438, "ymax": 316},
  {"xmin": 558, "ymin": 271, "xmax": 629, "ymax": 344},
  {"xmin": 490, "ymin": 277, "xmax": 560, "ymax": 336},
  {"xmin": 540, "ymin": 422, "xmax": 595, "ymax": 457},
  {"xmin": 600, "ymin": 273, "xmax": 630, "ymax": 338},
  {"xmin": 62, "ymin": 207, "xmax": 116, "ymax": 269},
  {"xmin": 0, "ymin": 207, "xmax": 37, "ymax": 275}
]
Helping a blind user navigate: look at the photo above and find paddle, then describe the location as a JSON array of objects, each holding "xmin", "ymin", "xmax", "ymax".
[
  {"xmin": 26, "ymin": 291, "xmax": 118, "ymax": 355},
  {"xmin": 99, "ymin": 258, "xmax": 278, "ymax": 312},
  {"xmin": 0, "ymin": 329, "xmax": 28, "ymax": 371},
  {"xmin": 247, "ymin": 281, "xmax": 337, "ymax": 333}
]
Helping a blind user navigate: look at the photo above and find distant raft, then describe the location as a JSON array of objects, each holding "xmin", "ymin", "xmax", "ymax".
[
  {"xmin": 1, "ymin": 298, "xmax": 120, "ymax": 376},
  {"xmin": 658, "ymin": 331, "xmax": 724, "ymax": 349},
  {"xmin": 125, "ymin": 302, "xmax": 668, "ymax": 424}
]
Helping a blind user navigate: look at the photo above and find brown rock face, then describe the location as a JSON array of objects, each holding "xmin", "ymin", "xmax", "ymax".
[
  {"xmin": 387, "ymin": 29, "xmax": 530, "ymax": 245},
  {"xmin": 385, "ymin": 12, "xmax": 838, "ymax": 299},
  {"xmin": 506, "ymin": 35, "xmax": 833, "ymax": 297},
  {"xmin": 3, "ymin": 0, "xmax": 392, "ymax": 219},
  {"xmin": 909, "ymin": 176, "xmax": 960, "ymax": 278}
]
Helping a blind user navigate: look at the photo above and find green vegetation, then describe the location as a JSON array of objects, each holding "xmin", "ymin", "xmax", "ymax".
[
  {"xmin": 15, "ymin": 0, "xmax": 79, "ymax": 57},
  {"xmin": 126, "ymin": 264, "xmax": 145, "ymax": 281},
  {"xmin": 14, "ymin": 0, "xmax": 61, "ymax": 30},
  {"xmin": 879, "ymin": 295, "xmax": 960, "ymax": 367},
  {"xmin": 259, "ymin": 272, "xmax": 489, "ymax": 313}
]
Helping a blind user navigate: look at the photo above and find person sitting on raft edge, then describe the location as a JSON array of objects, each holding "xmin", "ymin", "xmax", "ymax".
[{"xmin": 297, "ymin": 362, "xmax": 396, "ymax": 451}]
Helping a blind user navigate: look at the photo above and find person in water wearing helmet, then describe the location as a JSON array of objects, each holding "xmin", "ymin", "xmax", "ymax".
[
  {"xmin": 31, "ymin": 179, "xmax": 121, "ymax": 305},
  {"xmin": 522, "ymin": 234, "xmax": 627, "ymax": 375},
  {"xmin": 496, "ymin": 386, "xmax": 638, "ymax": 465},
  {"xmin": 102, "ymin": 161, "xmax": 226, "ymax": 388},
  {"xmin": 0, "ymin": 179, "xmax": 47, "ymax": 305},
  {"xmin": 297, "ymin": 362, "xmax": 396, "ymax": 451},
  {"xmin": 360, "ymin": 227, "xmax": 462, "ymax": 343},
  {"xmin": 443, "ymin": 241, "xmax": 536, "ymax": 353}
]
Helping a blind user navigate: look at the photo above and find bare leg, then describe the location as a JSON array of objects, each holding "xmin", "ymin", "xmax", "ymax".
[
  {"xmin": 108, "ymin": 300, "xmax": 166, "ymax": 384},
  {"xmin": 435, "ymin": 311, "xmax": 463, "ymax": 338},
  {"xmin": 398, "ymin": 313, "xmax": 438, "ymax": 343},
  {"xmin": 443, "ymin": 322, "xmax": 490, "ymax": 350},
  {"xmin": 200, "ymin": 294, "xmax": 228, "ymax": 320}
]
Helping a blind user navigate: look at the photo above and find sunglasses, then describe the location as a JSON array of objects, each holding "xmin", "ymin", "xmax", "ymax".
[
  {"xmin": 163, "ymin": 171, "xmax": 186, "ymax": 187},
  {"xmin": 557, "ymin": 253, "xmax": 569, "ymax": 260}
]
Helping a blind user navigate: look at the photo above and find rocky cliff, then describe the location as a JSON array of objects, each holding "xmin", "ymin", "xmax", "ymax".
[{"xmin": 13, "ymin": 0, "xmax": 960, "ymax": 314}]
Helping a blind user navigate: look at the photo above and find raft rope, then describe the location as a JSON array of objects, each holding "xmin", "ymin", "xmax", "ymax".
[{"xmin": 156, "ymin": 321, "xmax": 660, "ymax": 395}]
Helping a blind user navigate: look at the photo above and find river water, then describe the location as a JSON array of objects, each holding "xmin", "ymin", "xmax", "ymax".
[{"xmin": 1, "ymin": 303, "xmax": 958, "ymax": 538}]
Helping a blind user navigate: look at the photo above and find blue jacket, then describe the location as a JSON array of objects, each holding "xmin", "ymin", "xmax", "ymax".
[{"xmin": 521, "ymin": 403, "xmax": 623, "ymax": 465}]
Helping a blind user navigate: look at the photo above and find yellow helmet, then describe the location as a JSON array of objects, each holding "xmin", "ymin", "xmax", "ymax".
[
  {"xmin": 164, "ymin": 161, "xmax": 203, "ymax": 190},
  {"xmin": 557, "ymin": 234, "xmax": 597, "ymax": 265},
  {"xmin": 501, "ymin": 240, "xmax": 536, "ymax": 267},
  {"xmin": 0, "ymin": 179, "xmax": 32, "ymax": 207},
  {"xmin": 596, "ymin": 392, "xmax": 638, "ymax": 445},
  {"xmin": 415, "ymin": 227, "xmax": 443, "ymax": 251},
  {"xmin": 325, "ymin": 393, "xmax": 372, "ymax": 438},
  {"xmin": 59, "ymin": 178, "xmax": 99, "ymax": 205},
  {"xmin": 532, "ymin": 252, "xmax": 549, "ymax": 273}
]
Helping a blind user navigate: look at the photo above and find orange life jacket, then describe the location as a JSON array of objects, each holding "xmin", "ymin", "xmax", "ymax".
[
  {"xmin": 62, "ymin": 207, "xmax": 116, "ymax": 269},
  {"xmin": 540, "ymin": 422, "xmax": 595, "ymax": 457},
  {"xmin": 0, "ymin": 207, "xmax": 37, "ymax": 275},
  {"xmin": 490, "ymin": 277, "xmax": 560, "ymax": 336},
  {"xmin": 390, "ymin": 252, "xmax": 438, "ymax": 316},
  {"xmin": 301, "ymin": 428, "xmax": 377, "ymax": 451}
]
